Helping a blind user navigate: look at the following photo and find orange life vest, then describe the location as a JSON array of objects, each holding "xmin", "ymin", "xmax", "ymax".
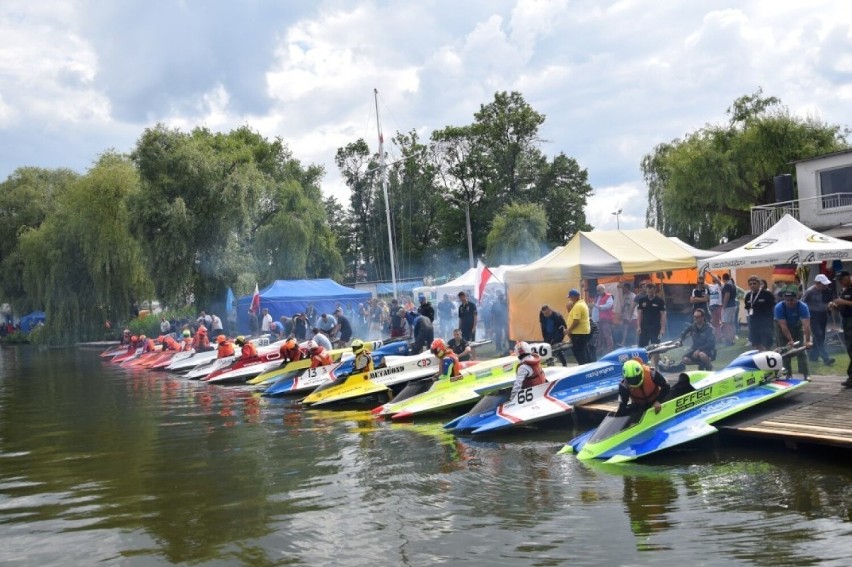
[
  {"xmin": 217, "ymin": 341, "xmax": 235, "ymax": 358},
  {"xmin": 280, "ymin": 345, "xmax": 303, "ymax": 362},
  {"xmin": 181, "ymin": 337, "xmax": 193, "ymax": 351},
  {"xmin": 310, "ymin": 349, "xmax": 332, "ymax": 368},
  {"xmin": 241, "ymin": 342, "xmax": 258, "ymax": 358},
  {"xmin": 626, "ymin": 364, "xmax": 662, "ymax": 407}
]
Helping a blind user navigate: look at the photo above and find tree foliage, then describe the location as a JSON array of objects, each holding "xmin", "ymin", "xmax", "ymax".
[
  {"xmin": 485, "ymin": 203, "xmax": 548, "ymax": 265},
  {"xmin": 644, "ymin": 89, "xmax": 848, "ymax": 247},
  {"xmin": 18, "ymin": 153, "xmax": 151, "ymax": 344}
]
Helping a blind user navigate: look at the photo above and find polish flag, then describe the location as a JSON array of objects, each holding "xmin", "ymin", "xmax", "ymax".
[
  {"xmin": 474, "ymin": 260, "xmax": 494, "ymax": 301},
  {"xmin": 250, "ymin": 283, "xmax": 261, "ymax": 314}
]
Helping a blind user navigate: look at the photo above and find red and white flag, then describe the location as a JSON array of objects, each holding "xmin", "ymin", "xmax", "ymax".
[
  {"xmin": 474, "ymin": 260, "xmax": 494, "ymax": 302},
  {"xmin": 250, "ymin": 283, "xmax": 261, "ymax": 314}
]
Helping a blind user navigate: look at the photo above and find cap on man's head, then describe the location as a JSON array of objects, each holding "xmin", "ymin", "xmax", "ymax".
[
  {"xmin": 783, "ymin": 285, "xmax": 798, "ymax": 297},
  {"xmin": 568, "ymin": 289, "xmax": 581, "ymax": 298},
  {"xmin": 835, "ymin": 270, "xmax": 851, "ymax": 279},
  {"xmin": 815, "ymin": 274, "xmax": 832, "ymax": 285},
  {"xmin": 418, "ymin": 294, "xmax": 426, "ymax": 301}
]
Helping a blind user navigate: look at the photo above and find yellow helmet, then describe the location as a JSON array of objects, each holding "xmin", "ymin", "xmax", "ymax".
[
  {"xmin": 351, "ymin": 339, "xmax": 367, "ymax": 354},
  {"xmin": 623, "ymin": 360, "xmax": 644, "ymax": 387}
]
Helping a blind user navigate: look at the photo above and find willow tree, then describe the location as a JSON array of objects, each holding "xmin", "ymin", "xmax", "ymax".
[
  {"xmin": 19, "ymin": 153, "xmax": 151, "ymax": 344},
  {"xmin": 643, "ymin": 90, "xmax": 848, "ymax": 247},
  {"xmin": 485, "ymin": 202, "xmax": 548, "ymax": 265},
  {"xmin": 0, "ymin": 167, "xmax": 79, "ymax": 312}
]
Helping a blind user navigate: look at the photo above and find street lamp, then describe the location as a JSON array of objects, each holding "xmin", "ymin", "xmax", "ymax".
[{"xmin": 612, "ymin": 208, "xmax": 622, "ymax": 230}]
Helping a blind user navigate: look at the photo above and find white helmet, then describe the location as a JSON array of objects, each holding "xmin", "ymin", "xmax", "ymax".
[{"xmin": 516, "ymin": 341, "xmax": 532, "ymax": 358}]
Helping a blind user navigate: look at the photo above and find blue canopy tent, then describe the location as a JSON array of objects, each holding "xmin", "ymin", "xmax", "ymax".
[
  {"xmin": 20, "ymin": 311, "xmax": 46, "ymax": 333},
  {"xmin": 236, "ymin": 279, "xmax": 372, "ymax": 334},
  {"xmin": 375, "ymin": 280, "xmax": 422, "ymax": 295}
]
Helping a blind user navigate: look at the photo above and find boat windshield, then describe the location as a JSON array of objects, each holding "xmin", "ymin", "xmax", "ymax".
[
  {"xmin": 467, "ymin": 389, "xmax": 510, "ymax": 414},
  {"xmin": 586, "ymin": 414, "xmax": 638, "ymax": 444}
]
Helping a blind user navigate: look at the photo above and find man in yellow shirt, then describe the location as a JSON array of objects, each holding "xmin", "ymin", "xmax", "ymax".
[{"xmin": 566, "ymin": 289, "xmax": 593, "ymax": 364}]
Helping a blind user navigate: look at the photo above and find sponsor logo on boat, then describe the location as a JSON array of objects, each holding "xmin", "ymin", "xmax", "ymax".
[
  {"xmin": 369, "ymin": 365, "xmax": 405, "ymax": 379},
  {"xmin": 417, "ymin": 359, "xmax": 433, "ymax": 368},
  {"xmin": 700, "ymin": 396, "xmax": 739, "ymax": 414},
  {"xmin": 674, "ymin": 386, "xmax": 713, "ymax": 413}
]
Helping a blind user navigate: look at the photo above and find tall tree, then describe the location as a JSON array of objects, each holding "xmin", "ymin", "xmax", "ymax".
[
  {"xmin": 19, "ymin": 153, "xmax": 151, "ymax": 344},
  {"xmin": 643, "ymin": 90, "xmax": 848, "ymax": 247},
  {"xmin": 0, "ymin": 167, "xmax": 78, "ymax": 311}
]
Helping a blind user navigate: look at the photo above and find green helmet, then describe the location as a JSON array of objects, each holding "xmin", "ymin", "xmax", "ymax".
[
  {"xmin": 183, "ymin": 330, "xmax": 191, "ymax": 337},
  {"xmin": 623, "ymin": 360, "xmax": 644, "ymax": 387}
]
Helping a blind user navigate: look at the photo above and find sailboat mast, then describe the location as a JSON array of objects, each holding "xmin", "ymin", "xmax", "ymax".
[{"xmin": 374, "ymin": 88, "xmax": 398, "ymax": 299}]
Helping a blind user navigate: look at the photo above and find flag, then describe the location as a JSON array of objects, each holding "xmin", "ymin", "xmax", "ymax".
[
  {"xmin": 250, "ymin": 283, "xmax": 260, "ymax": 314},
  {"xmin": 474, "ymin": 260, "xmax": 494, "ymax": 302}
]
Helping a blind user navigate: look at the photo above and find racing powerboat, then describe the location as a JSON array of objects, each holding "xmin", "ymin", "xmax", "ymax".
[
  {"xmin": 445, "ymin": 342, "xmax": 680, "ymax": 435},
  {"xmin": 260, "ymin": 340, "xmax": 407, "ymax": 397},
  {"xmin": 558, "ymin": 347, "xmax": 809, "ymax": 463},
  {"xmin": 373, "ymin": 343, "xmax": 555, "ymax": 420}
]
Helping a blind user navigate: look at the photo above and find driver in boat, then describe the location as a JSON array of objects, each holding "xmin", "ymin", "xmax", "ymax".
[
  {"xmin": 430, "ymin": 338, "xmax": 461, "ymax": 380},
  {"xmin": 509, "ymin": 341, "xmax": 547, "ymax": 400},
  {"xmin": 305, "ymin": 340, "xmax": 332, "ymax": 368},
  {"xmin": 351, "ymin": 339, "xmax": 374, "ymax": 374},
  {"xmin": 616, "ymin": 360, "xmax": 670, "ymax": 417},
  {"xmin": 279, "ymin": 338, "xmax": 305, "ymax": 362},
  {"xmin": 215, "ymin": 335, "xmax": 235, "ymax": 358},
  {"xmin": 234, "ymin": 336, "xmax": 258, "ymax": 359},
  {"xmin": 180, "ymin": 329, "xmax": 193, "ymax": 351}
]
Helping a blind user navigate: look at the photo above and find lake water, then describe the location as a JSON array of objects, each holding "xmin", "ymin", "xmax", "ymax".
[{"xmin": 1, "ymin": 345, "xmax": 850, "ymax": 566}]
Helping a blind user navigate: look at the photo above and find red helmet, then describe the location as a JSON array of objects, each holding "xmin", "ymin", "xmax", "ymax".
[
  {"xmin": 131, "ymin": 335, "xmax": 138, "ymax": 342},
  {"xmin": 197, "ymin": 325, "xmax": 207, "ymax": 334},
  {"xmin": 430, "ymin": 338, "xmax": 447, "ymax": 357},
  {"xmin": 283, "ymin": 338, "xmax": 297, "ymax": 352},
  {"xmin": 216, "ymin": 335, "xmax": 226, "ymax": 344}
]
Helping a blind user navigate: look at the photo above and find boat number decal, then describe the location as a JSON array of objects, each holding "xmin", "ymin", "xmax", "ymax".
[
  {"xmin": 532, "ymin": 344, "xmax": 551, "ymax": 357},
  {"xmin": 516, "ymin": 388, "xmax": 534, "ymax": 404},
  {"xmin": 307, "ymin": 368, "xmax": 318, "ymax": 378},
  {"xmin": 256, "ymin": 338, "xmax": 270, "ymax": 346},
  {"xmin": 674, "ymin": 386, "xmax": 713, "ymax": 413},
  {"xmin": 753, "ymin": 352, "xmax": 782, "ymax": 371},
  {"xmin": 417, "ymin": 359, "xmax": 432, "ymax": 367}
]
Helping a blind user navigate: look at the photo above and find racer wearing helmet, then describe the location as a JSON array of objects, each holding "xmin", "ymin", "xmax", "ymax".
[
  {"xmin": 407, "ymin": 310, "xmax": 434, "ymax": 355},
  {"xmin": 430, "ymin": 338, "xmax": 460, "ymax": 380},
  {"xmin": 509, "ymin": 341, "xmax": 547, "ymax": 400},
  {"xmin": 279, "ymin": 338, "xmax": 304, "ymax": 363},
  {"xmin": 121, "ymin": 328, "xmax": 132, "ymax": 345},
  {"xmin": 127, "ymin": 335, "xmax": 139, "ymax": 353},
  {"xmin": 617, "ymin": 359, "xmax": 670, "ymax": 416},
  {"xmin": 181, "ymin": 329, "xmax": 193, "ymax": 351},
  {"xmin": 306, "ymin": 339, "xmax": 332, "ymax": 369},
  {"xmin": 351, "ymin": 339, "xmax": 374, "ymax": 374},
  {"xmin": 162, "ymin": 334, "xmax": 181, "ymax": 352},
  {"xmin": 236, "ymin": 336, "xmax": 258, "ymax": 359},
  {"xmin": 216, "ymin": 335, "xmax": 236, "ymax": 358},
  {"xmin": 139, "ymin": 334, "xmax": 156, "ymax": 353},
  {"xmin": 192, "ymin": 326, "xmax": 212, "ymax": 352}
]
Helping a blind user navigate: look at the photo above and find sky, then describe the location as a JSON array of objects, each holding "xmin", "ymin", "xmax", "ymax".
[{"xmin": 1, "ymin": 0, "xmax": 851, "ymax": 232}]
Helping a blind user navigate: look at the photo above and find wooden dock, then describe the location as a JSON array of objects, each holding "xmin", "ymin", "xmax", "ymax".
[{"xmin": 574, "ymin": 375, "xmax": 852, "ymax": 451}]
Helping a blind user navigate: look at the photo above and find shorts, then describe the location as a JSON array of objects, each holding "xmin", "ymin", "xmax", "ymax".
[
  {"xmin": 748, "ymin": 321, "xmax": 773, "ymax": 348},
  {"xmin": 721, "ymin": 307, "xmax": 737, "ymax": 324}
]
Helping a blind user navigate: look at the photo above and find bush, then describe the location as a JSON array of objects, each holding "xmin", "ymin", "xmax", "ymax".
[{"xmin": 1, "ymin": 330, "xmax": 31, "ymax": 345}]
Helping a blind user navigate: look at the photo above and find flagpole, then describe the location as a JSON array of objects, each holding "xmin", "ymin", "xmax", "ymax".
[{"xmin": 375, "ymin": 88, "xmax": 398, "ymax": 299}]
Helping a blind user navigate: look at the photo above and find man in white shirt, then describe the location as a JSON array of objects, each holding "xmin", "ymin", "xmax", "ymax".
[{"xmin": 261, "ymin": 308, "xmax": 273, "ymax": 333}]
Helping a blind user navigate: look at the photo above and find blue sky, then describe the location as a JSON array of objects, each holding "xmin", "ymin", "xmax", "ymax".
[{"xmin": 1, "ymin": 0, "xmax": 850, "ymax": 231}]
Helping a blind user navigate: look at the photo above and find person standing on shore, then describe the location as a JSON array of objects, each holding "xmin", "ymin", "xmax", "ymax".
[{"xmin": 829, "ymin": 270, "xmax": 852, "ymax": 388}]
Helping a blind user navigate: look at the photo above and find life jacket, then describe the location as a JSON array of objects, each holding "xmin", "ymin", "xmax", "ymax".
[
  {"xmin": 280, "ymin": 345, "xmax": 303, "ymax": 362},
  {"xmin": 354, "ymin": 352, "xmax": 374, "ymax": 374},
  {"xmin": 310, "ymin": 349, "xmax": 332, "ymax": 368},
  {"xmin": 520, "ymin": 354, "xmax": 547, "ymax": 389},
  {"xmin": 181, "ymin": 337, "xmax": 193, "ymax": 351},
  {"xmin": 241, "ymin": 342, "xmax": 258, "ymax": 359},
  {"xmin": 596, "ymin": 293, "xmax": 614, "ymax": 322},
  {"xmin": 142, "ymin": 338, "xmax": 156, "ymax": 353},
  {"xmin": 625, "ymin": 364, "xmax": 662, "ymax": 407},
  {"xmin": 193, "ymin": 333, "xmax": 210, "ymax": 350},
  {"xmin": 217, "ymin": 341, "xmax": 235, "ymax": 358},
  {"xmin": 439, "ymin": 351, "xmax": 461, "ymax": 379},
  {"xmin": 163, "ymin": 336, "xmax": 181, "ymax": 351}
]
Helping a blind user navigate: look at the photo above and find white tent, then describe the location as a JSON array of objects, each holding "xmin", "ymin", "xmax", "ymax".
[
  {"xmin": 433, "ymin": 264, "xmax": 523, "ymax": 299},
  {"xmin": 698, "ymin": 214, "xmax": 852, "ymax": 271}
]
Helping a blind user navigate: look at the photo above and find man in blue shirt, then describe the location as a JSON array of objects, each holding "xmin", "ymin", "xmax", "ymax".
[{"xmin": 774, "ymin": 284, "xmax": 812, "ymax": 380}]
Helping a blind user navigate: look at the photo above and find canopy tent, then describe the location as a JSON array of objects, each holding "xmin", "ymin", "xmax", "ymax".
[
  {"xmin": 698, "ymin": 214, "xmax": 852, "ymax": 271},
  {"xmin": 433, "ymin": 264, "xmax": 523, "ymax": 300},
  {"xmin": 236, "ymin": 279, "xmax": 371, "ymax": 333},
  {"xmin": 375, "ymin": 280, "xmax": 422, "ymax": 295},
  {"xmin": 19, "ymin": 310, "xmax": 46, "ymax": 333},
  {"xmin": 505, "ymin": 229, "xmax": 717, "ymax": 341}
]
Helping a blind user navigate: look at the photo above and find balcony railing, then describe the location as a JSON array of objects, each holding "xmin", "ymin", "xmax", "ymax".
[{"xmin": 751, "ymin": 192, "xmax": 852, "ymax": 234}]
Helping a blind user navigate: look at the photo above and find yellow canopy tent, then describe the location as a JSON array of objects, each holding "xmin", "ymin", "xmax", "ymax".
[{"xmin": 505, "ymin": 229, "xmax": 717, "ymax": 340}]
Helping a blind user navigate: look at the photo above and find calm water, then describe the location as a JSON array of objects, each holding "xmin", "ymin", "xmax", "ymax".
[{"xmin": 1, "ymin": 346, "xmax": 850, "ymax": 566}]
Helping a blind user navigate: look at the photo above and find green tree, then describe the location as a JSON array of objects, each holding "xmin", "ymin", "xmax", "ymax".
[
  {"xmin": 485, "ymin": 202, "xmax": 548, "ymax": 265},
  {"xmin": 643, "ymin": 90, "xmax": 848, "ymax": 247},
  {"xmin": 19, "ymin": 153, "xmax": 151, "ymax": 344},
  {"xmin": 0, "ymin": 167, "xmax": 78, "ymax": 311}
]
